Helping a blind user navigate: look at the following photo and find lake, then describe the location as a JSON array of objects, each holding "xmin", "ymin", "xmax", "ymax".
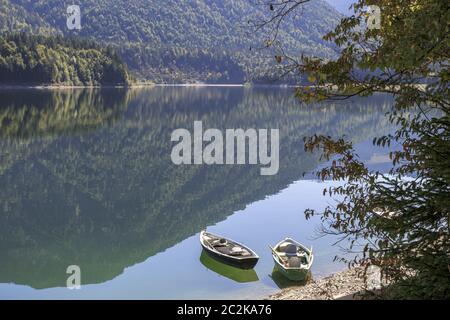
[{"xmin": 0, "ymin": 87, "xmax": 396, "ymax": 299}]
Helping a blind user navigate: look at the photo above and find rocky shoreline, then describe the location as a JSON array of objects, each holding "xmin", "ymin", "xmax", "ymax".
[{"xmin": 269, "ymin": 267, "xmax": 372, "ymax": 300}]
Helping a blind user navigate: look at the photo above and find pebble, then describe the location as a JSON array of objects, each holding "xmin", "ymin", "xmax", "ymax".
[{"xmin": 268, "ymin": 267, "xmax": 368, "ymax": 300}]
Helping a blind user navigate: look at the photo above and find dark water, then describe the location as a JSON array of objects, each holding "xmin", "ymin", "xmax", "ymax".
[{"xmin": 0, "ymin": 87, "xmax": 395, "ymax": 299}]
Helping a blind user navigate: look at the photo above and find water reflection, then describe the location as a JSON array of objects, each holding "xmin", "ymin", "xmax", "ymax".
[
  {"xmin": 0, "ymin": 89, "xmax": 129, "ymax": 139},
  {"xmin": 199, "ymin": 251, "xmax": 259, "ymax": 283},
  {"xmin": 0, "ymin": 87, "xmax": 394, "ymax": 294},
  {"xmin": 270, "ymin": 267, "xmax": 312, "ymax": 289}
]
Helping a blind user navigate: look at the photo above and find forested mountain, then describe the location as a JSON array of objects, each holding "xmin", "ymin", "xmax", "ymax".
[
  {"xmin": 0, "ymin": 0, "xmax": 341, "ymax": 83},
  {"xmin": 0, "ymin": 34, "xmax": 130, "ymax": 85},
  {"xmin": 0, "ymin": 0, "xmax": 56, "ymax": 35}
]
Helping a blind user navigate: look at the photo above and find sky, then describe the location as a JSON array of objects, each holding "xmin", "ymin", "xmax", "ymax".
[{"xmin": 325, "ymin": 0, "xmax": 356, "ymax": 15}]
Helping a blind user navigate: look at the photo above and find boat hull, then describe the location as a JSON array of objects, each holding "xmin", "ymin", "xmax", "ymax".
[
  {"xmin": 273, "ymin": 259, "xmax": 310, "ymax": 281},
  {"xmin": 202, "ymin": 247, "xmax": 258, "ymax": 269}
]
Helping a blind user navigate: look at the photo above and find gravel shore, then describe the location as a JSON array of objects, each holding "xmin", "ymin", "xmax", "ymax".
[{"xmin": 269, "ymin": 267, "xmax": 369, "ymax": 300}]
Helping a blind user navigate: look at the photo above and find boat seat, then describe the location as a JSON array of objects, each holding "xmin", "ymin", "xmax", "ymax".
[
  {"xmin": 287, "ymin": 256, "xmax": 302, "ymax": 268},
  {"xmin": 215, "ymin": 245, "xmax": 251, "ymax": 256},
  {"xmin": 230, "ymin": 246, "xmax": 243, "ymax": 254},
  {"xmin": 215, "ymin": 246, "xmax": 231, "ymax": 254},
  {"xmin": 212, "ymin": 238, "xmax": 228, "ymax": 247},
  {"xmin": 278, "ymin": 243, "xmax": 298, "ymax": 256}
]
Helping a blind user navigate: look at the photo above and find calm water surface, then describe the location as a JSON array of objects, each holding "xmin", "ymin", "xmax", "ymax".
[{"xmin": 0, "ymin": 87, "xmax": 395, "ymax": 299}]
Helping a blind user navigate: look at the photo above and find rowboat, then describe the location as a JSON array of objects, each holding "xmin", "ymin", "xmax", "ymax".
[
  {"xmin": 200, "ymin": 230, "xmax": 259, "ymax": 269},
  {"xmin": 270, "ymin": 238, "xmax": 313, "ymax": 281}
]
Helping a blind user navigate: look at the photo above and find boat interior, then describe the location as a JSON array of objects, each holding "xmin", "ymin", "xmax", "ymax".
[
  {"xmin": 275, "ymin": 240, "xmax": 310, "ymax": 268},
  {"xmin": 203, "ymin": 233, "xmax": 253, "ymax": 257}
]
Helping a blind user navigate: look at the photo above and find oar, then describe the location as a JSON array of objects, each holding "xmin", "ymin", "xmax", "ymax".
[
  {"xmin": 268, "ymin": 245, "xmax": 284, "ymax": 263},
  {"xmin": 202, "ymin": 231, "xmax": 215, "ymax": 249}
]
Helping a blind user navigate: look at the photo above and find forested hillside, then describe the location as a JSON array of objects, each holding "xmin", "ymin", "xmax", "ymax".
[
  {"xmin": 0, "ymin": 34, "xmax": 130, "ymax": 85},
  {"xmin": 0, "ymin": 0, "xmax": 57, "ymax": 35},
  {"xmin": 0, "ymin": 0, "xmax": 341, "ymax": 83}
]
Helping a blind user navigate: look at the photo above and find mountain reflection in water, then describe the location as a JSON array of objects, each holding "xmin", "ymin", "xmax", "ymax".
[{"xmin": 0, "ymin": 87, "xmax": 395, "ymax": 298}]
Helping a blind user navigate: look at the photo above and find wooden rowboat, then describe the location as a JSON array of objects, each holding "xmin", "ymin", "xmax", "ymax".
[
  {"xmin": 200, "ymin": 230, "xmax": 259, "ymax": 269},
  {"xmin": 270, "ymin": 237, "xmax": 313, "ymax": 281}
]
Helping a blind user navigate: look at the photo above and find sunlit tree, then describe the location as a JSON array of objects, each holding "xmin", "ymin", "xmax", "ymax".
[{"xmin": 258, "ymin": 0, "xmax": 449, "ymax": 298}]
